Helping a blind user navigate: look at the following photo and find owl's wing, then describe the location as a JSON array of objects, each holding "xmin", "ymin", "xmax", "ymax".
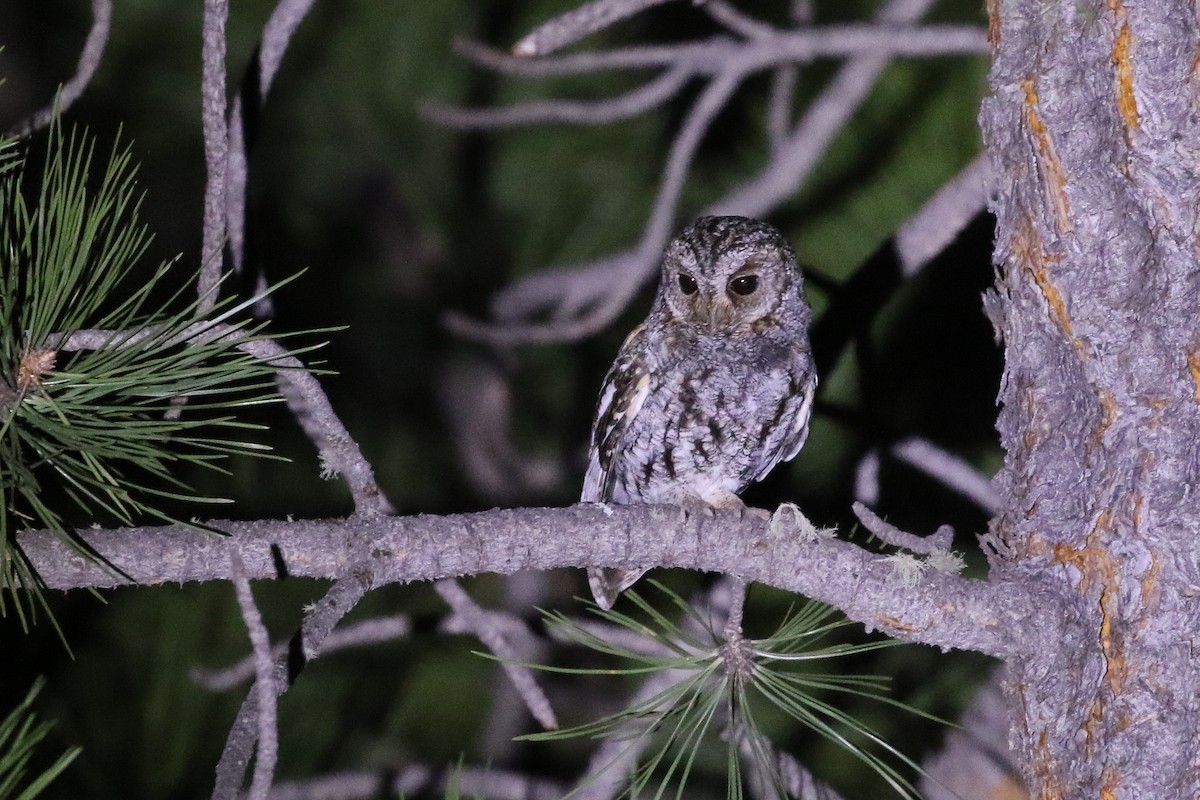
[
  {"xmin": 751, "ymin": 366, "xmax": 817, "ymax": 484},
  {"xmin": 582, "ymin": 324, "xmax": 653, "ymax": 503}
]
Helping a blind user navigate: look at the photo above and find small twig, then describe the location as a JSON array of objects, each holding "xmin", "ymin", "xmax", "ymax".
[
  {"xmin": 892, "ymin": 436, "xmax": 1000, "ymax": 514},
  {"xmin": 213, "ymin": 573, "xmax": 373, "ymax": 800},
  {"xmin": 438, "ymin": 358, "xmax": 563, "ymax": 503},
  {"xmin": 700, "ymin": 0, "xmax": 777, "ymax": 40},
  {"xmin": 513, "ymin": 0, "xmax": 678, "ymax": 56},
  {"xmin": 56, "ymin": 324, "xmax": 391, "ymax": 516},
  {"xmin": 423, "ymin": 64, "xmax": 691, "ymax": 128},
  {"xmin": 192, "ymin": 615, "xmax": 412, "ymax": 691},
  {"xmin": 226, "ymin": 0, "xmax": 320, "ymax": 277},
  {"xmin": 230, "ymin": 551, "xmax": 278, "ymax": 800},
  {"xmin": 919, "ymin": 673, "xmax": 1023, "ymax": 800},
  {"xmin": 199, "ymin": 0, "xmax": 230, "ymax": 314},
  {"xmin": 854, "ymin": 448, "xmax": 882, "ymax": 508},
  {"xmin": 455, "ymin": 25, "xmax": 986, "ymax": 78},
  {"xmin": 852, "ymin": 501, "xmax": 954, "ymax": 555},
  {"xmin": 435, "ymin": 579, "xmax": 558, "ymax": 730},
  {"xmin": 7, "ymin": 0, "xmax": 113, "ymax": 137},
  {"xmin": 644, "ymin": 66, "xmax": 747, "ymax": 252}
]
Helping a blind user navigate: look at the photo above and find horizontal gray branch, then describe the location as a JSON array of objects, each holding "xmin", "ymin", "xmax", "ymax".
[{"xmin": 18, "ymin": 505, "xmax": 1050, "ymax": 660}]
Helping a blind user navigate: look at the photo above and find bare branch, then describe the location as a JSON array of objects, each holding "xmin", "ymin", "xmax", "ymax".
[
  {"xmin": 212, "ymin": 574, "xmax": 372, "ymax": 800},
  {"xmin": 854, "ymin": 448, "xmax": 882, "ymax": 507},
  {"xmin": 894, "ymin": 154, "xmax": 991, "ymax": 275},
  {"xmin": 199, "ymin": 0, "xmax": 230, "ymax": 314},
  {"xmin": 513, "ymin": 0, "xmax": 678, "ymax": 57},
  {"xmin": 700, "ymin": 0, "xmax": 777, "ymax": 40},
  {"xmin": 423, "ymin": 64, "xmax": 691, "ymax": 128},
  {"xmin": 454, "ymin": 26, "xmax": 986, "ymax": 78},
  {"xmin": 438, "ymin": 358, "xmax": 564, "ymax": 503},
  {"xmin": 447, "ymin": 0, "xmax": 969, "ymax": 346},
  {"xmin": 920, "ymin": 673, "xmax": 1024, "ymax": 800},
  {"xmin": 230, "ymin": 551, "xmax": 278, "ymax": 800},
  {"xmin": 19, "ymin": 504, "xmax": 1043, "ymax": 660},
  {"xmin": 56, "ymin": 325, "xmax": 392, "ymax": 515},
  {"xmin": 708, "ymin": 0, "xmax": 942, "ymax": 218},
  {"xmin": 226, "ymin": 0, "xmax": 319, "ymax": 276},
  {"xmin": 892, "ymin": 436, "xmax": 1000, "ymax": 515},
  {"xmin": 736, "ymin": 734, "xmax": 845, "ymax": 800},
  {"xmin": 192, "ymin": 615, "xmax": 412, "ymax": 691},
  {"xmin": 7, "ymin": 0, "xmax": 113, "ymax": 137},
  {"xmin": 448, "ymin": 66, "xmax": 746, "ymax": 345},
  {"xmin": 434, "ymin": 579, "xmax": 559, "ymax": 730},
  {"xmin": 766, "ymin": 65, "xmax": 798, "ymax": 154},
  {"xmin": 852, "ymin": 501, "xmax": 955, "ymax": 555}
]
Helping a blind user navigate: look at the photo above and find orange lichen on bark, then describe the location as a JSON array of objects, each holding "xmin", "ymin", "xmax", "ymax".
[
  {"xmin": 1095, "ymin": 388, "xmax": 1117, "ymax": 441},
  {"xmin": 1021, "ymin": 78, "xmax": 1072, "ymax": 233},
  {"xmin": 1100, "ymin": 766, "xmax": 1120, "ymax": 799},
  {"xmin": 1031, "ymin": 732, "xmax": 1065, "ymax": 800},
  {"xmin": 986, "ymin": 0, "xmax": 1000, "ymax": 47},
  {"xmin": 1012, "ymin": 214, "xmax": 1076, "ymax": 342},
  {"xmin": 1053, "ymin": 510, "xmax": 1128, "ymax": 693},
  {"xmin": 1109, "ymin": 0, "xmax": 1140, "ymax": 131},
  {"xmin": 1187, "ymin": 347, "xmax": 1200, "ymax": 401},
  {"xmin": 876, "ymin": 613, "xmax": 920, "ymax": 633}
]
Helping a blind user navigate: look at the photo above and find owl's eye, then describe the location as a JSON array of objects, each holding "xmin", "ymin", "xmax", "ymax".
[
  {"xmin": 728, "ymin": 274, "xmax": 759, "ymax": 296},
  {"xmin": 677, "ymin": 273, "xmax": 699, "ymax": 295}
]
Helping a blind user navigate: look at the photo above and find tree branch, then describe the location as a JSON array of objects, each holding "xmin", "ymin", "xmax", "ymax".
[
  {"xmin": 230, "ymin": 550, "xmax": 278, "ymax": 800},
  {"xmin": 192, "ymin": 614, "xmax": 413, "ymax": 691},
  {"xmin": 226, "ymin": 0, "xmax": 320, "ymax": 277},
  {"xmin": 212, "ymin": 572, "xmax": 372, "ymax": 800},
  {"xmin": 512, "ymin": 0, "xmax": 677, "ymax": 56},
  {"xmin": 199, "ymin": 0, "xmax": 230, "ymax": 314},
  {"xmin": 7, "ymin": 0, "xmax": 113, "ymax": 137},
  {"xmin": 434, "ymin": 579, "xmax": 558, "ymax": 730},
  {"xmin": 57, "ymin": 325, "xmax": 392, "ymax": 515},
  {"xmin": 19, "ymin": 504, "xmax": 1048, "ymax": 660}
]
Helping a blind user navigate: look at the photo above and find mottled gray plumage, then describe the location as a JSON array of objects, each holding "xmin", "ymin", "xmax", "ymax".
[{"xmin": 583, "ymin": 216, "xmax": 817, "ymax": 608}]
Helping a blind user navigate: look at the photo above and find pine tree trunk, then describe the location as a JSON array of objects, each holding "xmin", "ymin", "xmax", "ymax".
[{"xmin": 981, "ymin": 0, "xmax": 1200, "ymax": 795}]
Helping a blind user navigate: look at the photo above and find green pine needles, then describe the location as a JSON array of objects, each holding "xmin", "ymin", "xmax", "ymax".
[
  {"xmin": 523, "ymin": 582, "xmax": 939, "ymax": 800},
  {"xmin": 0, "ymin": 679, "xmax": 78, "ymax": 800},
  {"xmin": 0, "ymin": 124, "xmax": 314, "ymax": 630}
]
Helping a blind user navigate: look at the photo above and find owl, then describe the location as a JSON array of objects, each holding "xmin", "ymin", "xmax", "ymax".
[{"xmin": 582, "ymin": 215, "xmax": 817, "ymax": 609}]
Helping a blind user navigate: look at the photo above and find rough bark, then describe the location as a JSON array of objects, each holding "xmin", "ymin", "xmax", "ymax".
[
  {"xmin": 17, "ymin": 504, "xmax": 1042, "ymax": 659},
  {"xmin": 981, "ymin": 0, "xmax": 1200, "ymax": 796}
]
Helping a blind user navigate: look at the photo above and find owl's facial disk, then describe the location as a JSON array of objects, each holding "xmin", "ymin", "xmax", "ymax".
[{"xmin": 663, "ymin": 246, "xmax": 786, "ymax": 333}]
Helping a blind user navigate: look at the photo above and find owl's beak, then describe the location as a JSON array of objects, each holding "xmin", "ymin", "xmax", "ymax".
[{"xmin": 707, "ymin": 297, "xmax": 736, "ymax": 330}]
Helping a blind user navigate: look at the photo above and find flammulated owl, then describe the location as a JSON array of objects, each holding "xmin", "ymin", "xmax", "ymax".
[{"xmin": 582, "ymin": 216, "xmax": 817, "ymax": 609}]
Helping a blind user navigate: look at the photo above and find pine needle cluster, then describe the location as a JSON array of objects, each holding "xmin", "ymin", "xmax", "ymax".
[
  {"xmin": 0, "ymin": 124, "xmax": 314, "ymax": 630},
  {"xmin": 521, "ymin": 582, "xmax": 939, "ymax": 799}
]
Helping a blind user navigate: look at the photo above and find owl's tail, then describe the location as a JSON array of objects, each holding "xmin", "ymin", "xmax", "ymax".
[{"xmin": 587, "ymin": 567, "xmax": 647, "ymax": 610}]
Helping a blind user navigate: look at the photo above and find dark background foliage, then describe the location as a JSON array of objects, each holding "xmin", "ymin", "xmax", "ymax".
[{"xmin": 0, "ymin": 1, "xmax": 1000, "ymax": 796}]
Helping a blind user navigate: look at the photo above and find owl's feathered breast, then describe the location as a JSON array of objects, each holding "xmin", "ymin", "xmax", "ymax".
[{"xmin": 582, "ymin": 320, "xmax": 814, "ymax": 506}]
